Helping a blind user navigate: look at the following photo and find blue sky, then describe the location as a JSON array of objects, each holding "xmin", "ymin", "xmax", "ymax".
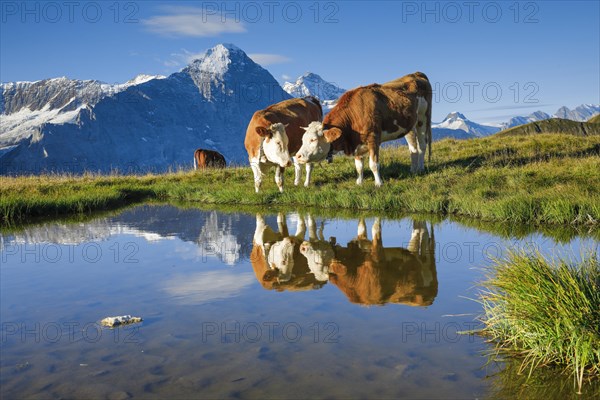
[{"xmin": 1, "ymin": 1, "xmax": 598, "ymax": 123}]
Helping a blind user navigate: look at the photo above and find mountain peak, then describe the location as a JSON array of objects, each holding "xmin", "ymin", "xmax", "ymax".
[
  {"xmin": 433, "ymin": 111, "xmax": 500, "ymax": 137},
  {"xmin": 283, "ymin": 72, "xmax": 345, "ymax": 101},
  {"xmin": 445, "ymin": 111, "xmax": 467, "ymax": 121},
  {"xmin": 185, "ymin": 43, "xmax": 252, "ymax": 78}
]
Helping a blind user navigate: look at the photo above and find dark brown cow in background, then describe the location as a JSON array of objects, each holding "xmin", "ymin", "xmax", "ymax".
[
  {"xmin": 193, "ymin": 149, "xmax": 226, "ymax": 170},
  {"xmin": 244, "ymin": 96, "xmax": 323, "ymax": 192}
]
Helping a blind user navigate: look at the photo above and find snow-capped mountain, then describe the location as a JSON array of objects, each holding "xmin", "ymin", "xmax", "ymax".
[
  {"xmin": 500, "ymin": 105, "xmax": 599, "ymax": 130},
  {"xmin": 553, "ymin": 104, "xmax": 600, "ymax": 121},
  {"xmin": 502, "ymin": 111, "xmax": 552, "ymax": 129},
  {"xmin": 283, "ymin": 72, "xmax": 345, "ymax": 101},
  {"xmin": 0, "ymin": 44, "xmax": 291, "ymax": 174},
  {"xmin": 0, "ymin": 75, "xmax": 166, "ymax": 149},
  {"xmin": 433, "ymin": 112, "xmax": 501, "ymax": 139}
]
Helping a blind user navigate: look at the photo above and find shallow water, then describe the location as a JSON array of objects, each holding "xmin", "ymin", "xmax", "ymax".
[{"xmin": 1, "ymin": 205, "xmax": 598, "ymax": 399}]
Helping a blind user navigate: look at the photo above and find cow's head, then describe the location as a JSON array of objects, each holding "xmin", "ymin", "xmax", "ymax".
[
  {"xmin": 266, "ymin": 237, "xmax": 296, "ymax": 283},
  {"xmin": 295, "ymin": 122, "xmax": 341, "ymax": 164},
  {"xmin": 256, "ymin": 122, "xmax": 291, "ymax": 168},
  {"xmin": 299, "ymin": 240, "xmax": 334, "ymax": 282}
]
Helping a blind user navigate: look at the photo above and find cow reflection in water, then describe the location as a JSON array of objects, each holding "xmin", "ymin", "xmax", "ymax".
[
  {"xmin": 328, "ymin": 218, "xmax": 437, "ymax": 306},
  {"xmin": 252, "ymin": 214, "xmax": 437, "ymax": 305},
  {"xmin": 251, "ymin": 213, "xmax": 326, "ymax": 291}
]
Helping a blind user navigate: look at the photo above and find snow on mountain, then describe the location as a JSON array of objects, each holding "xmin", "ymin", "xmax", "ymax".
[
  {"xmin": 502, "ymin": 110, "xmax": 551, "ymax": 129},
  {"xmin": 432, "ymin": 112, "xmax": 501, "ymax": 139},
  {"xmin": 0, "ymin": 44, "xmax": 291, "ymax": 175},
  {"xmin": 500, "ymin": 105, "xmax": 599, "ymax": 130},
  {"xmin": 283, "ymin": 72, "xmax": 345, "ymax": 113},
  {"xmin": 0, "ymin": 74, "xmax": 165, "ymax": 148},
  {"xmin": 553, "ymin": 104, "xmax": 600, "ymax": 121}
]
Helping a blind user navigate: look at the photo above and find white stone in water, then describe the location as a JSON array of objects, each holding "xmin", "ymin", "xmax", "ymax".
[{"xmin": 101, "ymin": 315, "xmax": 142, "ymax": 327}]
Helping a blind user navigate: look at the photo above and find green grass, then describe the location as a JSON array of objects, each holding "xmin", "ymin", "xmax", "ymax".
[
  {"xmin": 476, "ymin": 251, "xmax": 600, "ymax": 393},
  {"xmin": 1, "ymin": 133, "xmax": 599, "ymax": 226}
]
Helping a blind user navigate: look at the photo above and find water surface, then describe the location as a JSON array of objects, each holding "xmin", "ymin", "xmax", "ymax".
[{"xmin": 1, "ymin": 205, "xmax": 597, "ymax": 399}]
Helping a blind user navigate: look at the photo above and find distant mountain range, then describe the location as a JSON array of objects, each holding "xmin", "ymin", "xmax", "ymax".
[
  {"xmin": 1, "ymin": 45, "xmax": 598, "ymax": 174},
  {"xmin": 1, "ymin": 44, "xmax": 290, "ymax": 174}
]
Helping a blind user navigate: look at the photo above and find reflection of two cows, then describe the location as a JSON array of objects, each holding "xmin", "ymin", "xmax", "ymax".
[{"xmin": 251, "ymin": 214, "xmax": 437, "ymax": 306}]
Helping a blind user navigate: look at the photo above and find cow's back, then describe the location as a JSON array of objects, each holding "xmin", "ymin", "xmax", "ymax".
[
  {"xmin": 323, "ymin": 85, "xmax": 418, "ymax": 153},
  {"xmin": 245, "ymin": 97, "xmax": 323, "ymax": 159},
  {"xmin": 383, "ymin": 72, "xmax": 432, "ymax": 102},
  {"xmin": 194, "ymin": 149, "xmax": 226, "ymax": 169}
]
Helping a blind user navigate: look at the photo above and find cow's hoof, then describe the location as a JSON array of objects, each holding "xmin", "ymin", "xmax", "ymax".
[{"xmin": 356, "ymin": 179, "xmax": 363, "ymax": 185}]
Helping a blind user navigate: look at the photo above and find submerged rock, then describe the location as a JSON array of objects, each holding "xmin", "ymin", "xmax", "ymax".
[{"xmin": 101, "ymin": 315, "xmax": 142, "ymax": 327}]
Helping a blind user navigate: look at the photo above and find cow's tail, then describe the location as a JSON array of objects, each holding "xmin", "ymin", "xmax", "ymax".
[{"xmin": 193, "ymin": 152, "xmax": 197, "ymax": 170}]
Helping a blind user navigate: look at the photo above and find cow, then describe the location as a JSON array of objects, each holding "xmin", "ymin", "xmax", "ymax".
[
  {"xmin": 244, "ymin": 96, "xmax": 323, "ymax": 193},
  {"xmin": 300, "ymin": 218, "xmax": 438, "ymax": 306},
  {"xmin": 295, "ymin": 72, "xmax": 431, "ymax": 186},
  {"xmin": 251, "ymin": 213, "xmax": 325, "ymax": 291},
  {"xmin": 193, "ymin": 149, "xmax": 226, "ymax": 170}
]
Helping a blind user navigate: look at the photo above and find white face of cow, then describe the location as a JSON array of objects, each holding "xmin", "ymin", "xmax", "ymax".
[
  {"xmin": 295, "ymin": 121, "xmax": 331, "ymax": 164},
  {"xmin": 299, "ymin": 240, "xmax": 334, "ymax": 282},
  {"xmin": 258, "ymin": 123, "xmax": 291, "ymax": 168},
  {"xmin": 266, "ymin": 237, "xmax": 295, "ymax": 283}
]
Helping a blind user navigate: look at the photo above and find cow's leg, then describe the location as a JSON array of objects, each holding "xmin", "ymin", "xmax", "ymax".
[
  {"xmin": 416, "ymin": 120, "xmax": 427, "ymax": 172},
  {"xmin": 369, "ymin": 145, "xmax": 383, "ymax": 187},
  {"xmin": 405, "ymin": 130, "xmax": 420, "ymax": 174},
  {"xmin": 275, "ymin": 166, "xmax": 285, "ymax": 193},
  {"xmin": 295, "ymin": 214, "xmax": 306, "ymax": 239},
  {"xmin": 371, "ymin": 217, "xmax": 381, "ymax": 244},
  {"xmin": 357, "ymin": 218, "xmax": 367, "ymax": 240},
  {"xmin": 307, "ymin": 214, "xmax": 318, "ymax": 241},
  {"xmin": 277, "ymin": 212, "xmax": 289, "ymax": 237},
  {"xmin": 355, "ymin": 156, "xmax": 364, "ymax": 185},
  {"xmin": 250, "ymin": 157, "xmax": 264, "ymax": 193},
  {"xmin": 293, "ymin": 158, "xmax": 302, "ymax": 186},
  {"xmin": 371, "ymin": 217, "xmax": 383, "ymax": 262},
  {"xmin": 304, "ymin": 163, "xmax": 313, "ymax": 187}
]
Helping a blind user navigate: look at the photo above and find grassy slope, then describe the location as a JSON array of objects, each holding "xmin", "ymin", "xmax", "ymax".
[
  {"xmin": 1, "ymin": 133, "xmax": 599, "ymax": 226},
  {"xmin": 588, "ymin": 114, "xmax": 600, "ymax": 124},
  {"xmin": 497, "ymin": 118, "xmax": 600, "ymax": 137}
]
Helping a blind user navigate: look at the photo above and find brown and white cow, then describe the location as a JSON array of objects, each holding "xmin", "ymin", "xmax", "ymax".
[
  {"xmin": 295, "ymin": 72, "xmax": 431, "ymax": 185},
  {"xmin": 193, "ymin": 149, "xmax": 226, "ymax": 170},
  {"xmin": 244, "ymin": 96, "xmax": 323, "ymax": 192}
]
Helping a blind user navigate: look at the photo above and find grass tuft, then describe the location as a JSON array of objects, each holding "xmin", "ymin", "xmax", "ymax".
[{"xmin": 476, "ymin": 251, "xmax": 600, "ymax": 393}]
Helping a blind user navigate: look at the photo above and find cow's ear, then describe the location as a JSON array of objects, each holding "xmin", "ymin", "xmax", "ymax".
[
  {"xmin": 256, "ymin": 126, "xmax": 271, "ymax": 138},
  {"xmin": 323, "ymin": 127, "xmax": 342, "ymax": 143}
]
